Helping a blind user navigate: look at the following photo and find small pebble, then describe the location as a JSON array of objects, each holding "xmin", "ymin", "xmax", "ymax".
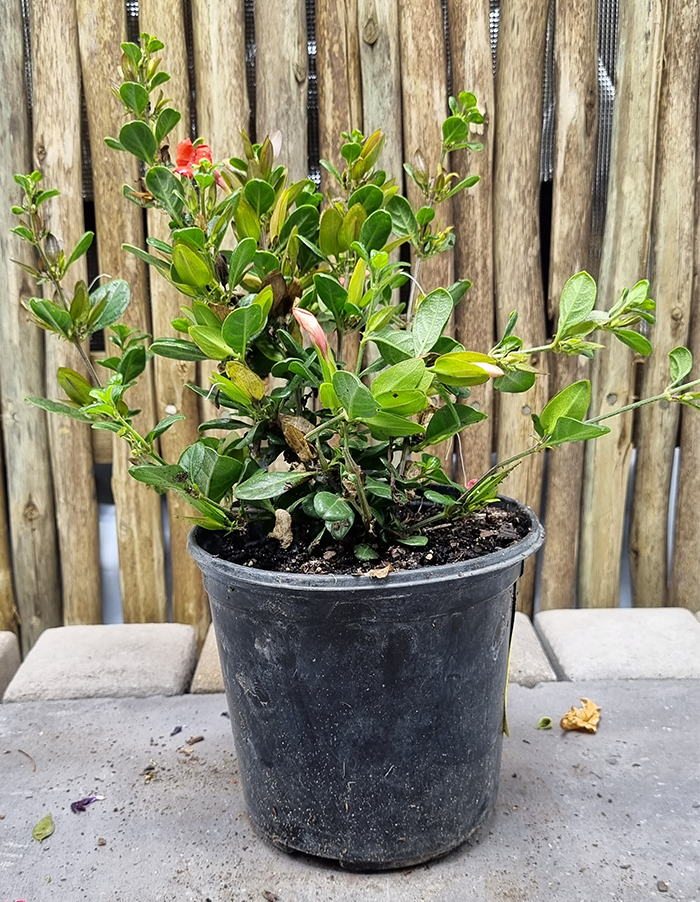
[
  {"xmin": 657, "ymin": 881, "xmax": 669, "ymax": 893},
  {"xmin": 97, "ymin": 837, "xmax": 106, "ymax": 847}
]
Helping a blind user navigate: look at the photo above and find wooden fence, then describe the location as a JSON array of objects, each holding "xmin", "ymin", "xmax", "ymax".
[{"xmin": 1, "ymin": 0, "xmax": 699, "ymax": 655}]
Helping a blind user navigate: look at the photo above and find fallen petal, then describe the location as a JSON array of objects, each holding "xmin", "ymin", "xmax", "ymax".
[{"xmin": 70, "ymin": 795, "xmax": 104, "ymax": 814}]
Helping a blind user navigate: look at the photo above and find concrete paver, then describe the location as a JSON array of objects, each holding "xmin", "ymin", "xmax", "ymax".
[
  {"xmin": 535, "ymin": 608, "xmax": 700, "ymax": 680},
  {"xmin": 1, "ymin": 681, "xmax": 698, "ymax": 901},
  {"xmin": 2, "ymin": 624, "xmax": 197, "ymax": 702},
  {"xmin": 190, "ymin": 623, "xmax": 224, "ymax": 694},
  {"xmin": 0, "ymin": 630, "xmax": 20, "ymax": 698},
  {"xmin": 509, "ymin": 612, "xmax": 556, "ymax": 687}
]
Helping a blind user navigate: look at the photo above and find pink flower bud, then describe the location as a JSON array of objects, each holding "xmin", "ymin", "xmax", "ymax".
[
  {"xmin": 465, "ymin": 478, "xmax": 478, "ymax": 491},
  {"xmin": 473, "ymin": 362, "xmax": 504, "ymax": 378},
  {"xmin": 293, "ymin": 306, "xmax": 329, "ymax": 360}
]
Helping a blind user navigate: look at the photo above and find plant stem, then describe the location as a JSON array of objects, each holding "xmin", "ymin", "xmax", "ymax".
[
  {"xmin": 305, "ymin": 413, "xmax": 345, "ymax": 443},
  {"xmin": 585, "ymin": 378, "xmax": 700, "ymax": 424},
  {"xmin": 342, "ymin": 427, "xmax": 373, "ymax": 530},
  {"xmin": 406, "ymin": 256, "xmax": 423, "ymax": 324},
  {"xmin": 74, "ymin": 340, "xmax": 103, "ymax": 388}
]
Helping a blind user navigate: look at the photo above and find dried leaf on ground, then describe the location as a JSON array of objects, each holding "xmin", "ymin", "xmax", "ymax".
[
  {"xmin": 32, "ymin": 813, "xmax": 55, "ymax": 842},
  {"xmin": 560, "ymin": 698, "xmax": 601, "ymax": 733},
  {"xmin": 365, "ymin": 563, "xmax": 393, "ymax": 579},
  {"xmin": 268, "ymin": 509, "xmax": 294, "ymax": 549}
]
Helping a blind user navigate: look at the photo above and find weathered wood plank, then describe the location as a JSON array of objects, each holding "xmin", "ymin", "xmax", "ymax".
[
  {"xmin": 0, "ymin": 431, "xmax": 18, "ymax": 634},
  {"xmin": 0, "ymin": 0, "xmax": 62, "ymax": 652},
  {"xmin": 447, "ymin": 0, "xmax": 494, "ymax": 484},
  {"xmin": 629, "ymin": 0, "xmax": 699, "ymax": 608},
  {"xmin": 255, "ymin": 0, "xmax": 308, "ymax": 182},
  {"xmin": 399, "ymin": 0, "xmax": 455, "ymax": 475},
  {"xmin": 538, "ymin": 0, "xmax": 598, "ymax": 612},
  {"xmin": 30, "ymin": 0, "xmax": 102, "ymax": 625},
  {"xmin": 578, "ymin": 0, "xmax": 667, "ymax": 608},
  {"xmin": 76, "ymin": 0, "xmax": 167, "ymax": 623},
  {"xmin": 492, "ymin": 0, "xmax": 550, "ymax": 612},
  {"xmin": 140, "ymin": 0, "xmax": 210, "ymax": 647}
]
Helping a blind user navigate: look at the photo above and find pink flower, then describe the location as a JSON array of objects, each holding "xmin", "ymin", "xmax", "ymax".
[
  {"xmin": 292, "ymin": 306, "xmax": 329, "ymax": 360},
  {"xmin": 465, "ymin": 478, "xmax": 478, "ymax": 491},
  {"xmin": 174, "ymin": 138, "xmax": 213, "ymax": 176}
]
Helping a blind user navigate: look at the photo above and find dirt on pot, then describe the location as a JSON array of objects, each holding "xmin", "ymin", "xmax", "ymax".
[{"xmin": 209, "ymin": 502, "xmax": 531, "ymax": 576}]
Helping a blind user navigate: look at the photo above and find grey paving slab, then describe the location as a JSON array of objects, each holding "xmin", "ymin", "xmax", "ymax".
[
  {"xmin": 0, "ymin": 631, "xmax": 20, "ymax": 698},
  {"xmin": 509, "ymin": 612, "xmax": 557, "ymax": 687},
  {"xmin": 190, "ymin": 623, "xmax": 224, "ymax": 694},
  {"xmin": 535, "ymin": 608, "xmax": 700, "ymax": 680},
  {"xmin": 2, "ymin": 624, "xmax": 197, "ymax": 703},
  {"xmin": 1, "ymin": 681, "xmax": 698, "ymax": 901}
]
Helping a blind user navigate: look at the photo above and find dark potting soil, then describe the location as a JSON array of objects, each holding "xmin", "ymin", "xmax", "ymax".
[{"xmin": 209, "ymin": 502, "xmax": 531, "ymax": 576}]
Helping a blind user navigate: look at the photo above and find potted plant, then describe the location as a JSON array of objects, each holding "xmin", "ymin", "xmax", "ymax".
[{"xmin": 9, "ymin": 33, "xmax": 700, "ymax": 869}]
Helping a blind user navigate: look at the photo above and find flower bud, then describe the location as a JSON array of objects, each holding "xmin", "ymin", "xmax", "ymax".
[
  {"xmin": 292, "ymin": 306, "xmax": 329, "ymax": 361},
  {"xmin": 473, "ymin": 361, "xmax": 504, "ymax": 378}
]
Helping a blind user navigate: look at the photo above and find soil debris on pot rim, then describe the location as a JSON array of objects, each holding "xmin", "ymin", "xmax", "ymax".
[{"xmin": 208, "ymin": 501, "xmax": 531, "ymax": 576}]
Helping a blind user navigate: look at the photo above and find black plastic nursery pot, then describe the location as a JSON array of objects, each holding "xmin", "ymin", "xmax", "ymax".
[{"xmin": 188, "ymin": 498, "xmax": 544, "ymax": 870}]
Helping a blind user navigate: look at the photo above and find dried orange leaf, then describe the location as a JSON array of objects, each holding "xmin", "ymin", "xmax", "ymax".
[{"xmin": 560, "ymin": 697, "xmax": 601, "ymax": 733}]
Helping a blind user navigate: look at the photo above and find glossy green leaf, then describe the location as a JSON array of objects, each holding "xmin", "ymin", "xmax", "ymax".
[
  {"xmin": 613, "ymin": 329, "xmax": 653, "ymax": 357},
  {"xmin": 539, "ymin": 381, "xmax": 591, "ymax": 434},
  {"xmin": 154, "ymin": 108, "xmax": 181, "ymax": 145},
  {"xmin": 318, "ymin": 206, "xmax": 343, "ymax": 257},
  {"xmin": 442, "ymin": 115, "xmax": 469, "ymax": 146},
  {"xmin": 145, "ymin": 166, "xmax": 185, "ymax": 221},
  {"xmin": 547, "ymin": 416, "xmax": 610, "ymax": 447},
  {"xmin": 118, "ymin": 120, "xmax": 156, "ymax": 165},
  {"xmin": 88, "ymin": 279, "xmax": 131, "ymax": 332},
  {"xmin": 32, "ymin": 813, "xmax": 55, "ymax": 843},
  {"xmin": 412, "ymin": 288, "xmax": 453, "ymax": 355},
  {"xmin": 354, "ymin": 543, "xmax": 379, "ymax": 561},
  {"xmin": 669, "ymin": 346, "xmax": 693, "ymax": 385},
  {"xmin": 130, "ymin": 464, "xmax": 189, "ymax": 490},
  {"xmin": 179, "ymin": 442, "xmax": 242, "ymax": 502},
  {"xmin": 119, "ymin": 81, "xmax": 149, "ymax": 115},
  {"xmin": 359, "ymin": 209, "xmax": 392, "ymax": 252},
  {"xmin": 26, "ymin": 396, "xmax": 92, "ymax": 422},
  {"xmin": 431, "ymin": 351, "xmax": 501, "ymax": 386},
  {"xmin": 222, "ymin": 304, "xmax": 265, "ymax": 357},
  {"xmin": 494, "ymin": 370, "xmax": 536, "ymax": 393},
  {"xmin": 233, "ymin": 468, "xmax": 310, "ymax": 500},
  {"xmin": 57, "ymin": 367, "xmax": 92, "ymax": 405},
  {"xmin": 556, "ymin": 271, "xmax": 597, "ymax": 338},
  {"xmin": 332, "ymin": 371, "xmax": 379, "ymax": 419},
  {"xmin": 374, "ymin": 389, "xmax": 428, "ymax": 416},
  {"xmin": 279, "ymin": 205, "xmax": 320, "ymax": 245},
  {"xmin": 314, "ymin": 273, "xmax": 348, "ymax": 322},
  {"xmin": 145, "ymin": 414, "xmax": 186, "ymax": 443},
  {"xmin": 421, "ymin": 403, "xmax": 486, "ymax": 446},
  {"xmin": 172, "ymin": 243, "xmax": 213, "ymax": 289},
  {"xmin": 228, "ymin": 237, "xmax": 257, "ymax": 287},
  {"xmin": 244, "ymin": 179, "xmax": 276, "ymax": 217},
  {"xmin": 337, "ymin": 203, "xmax": 367, "ymax": 251},
  {"xmin": 371, "ymin": 358, "xmax": 427, "ymax": 396},
  {"xmin": 360, "ymin": 411, "xmax": 425, "ymax": 439},
  {"xmin": 66, "ymin": 231, "xmax": 94, "ymax": 269},
  {"xmin": 348, "ymin": 184, "xmax": 384, "ymax": 214},
  {"xmin": 29, "ymin": 299, "xmax": 72, "ymax": 337},
  {"xmin": 150, "ymin": 338, "xmax": 209, "ymax": 361},
  {"xmin": 398, "ymin": 535, "xmax": 429, "ymax": 547},
  {"xmin": 314, "ymin": 491, "xmax": 354, "ymax": 522},
  {"xmin": 385, "ymin": 194, "xmax": 417, "ymax": 238},
  {"xmin": 369, "ymin": 328, "xmax": 415, "ymax": 364},
  {"xmin": 189, "ymin": 325, "xmax": 234, "ymax": 360}
]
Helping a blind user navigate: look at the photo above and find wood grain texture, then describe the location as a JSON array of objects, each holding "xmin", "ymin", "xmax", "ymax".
[
  {"xmin": 492, "ymin": 0, "xmax": 550, "ymax": 612},
  {"xmin": 140, "ymin": 0, "xmax": 210, "ymax": 647},
  {"xmin": 256, "ymin": 0, "xmax": 308, "ymax": 182},
  {"xmin": 76, "ymin": 0, "xmax": 167, "ymax": 623},
  {"xmin": 30, "ymin": 0, "xmax": 102, "ymax": 625},
  {"xmin": 447, "ymin": 0, "xmax": 494, "ymax": 484},
  {"xmin": 0, "ymin": 0, "xmax": 62, "ymax": 652},
  {"xmin": 0, "ymin": 430, "xmax": 18, "ymax": 634},
  {"xmin": 399, "ymin": 0, "xmax": 455, "ymax": 475},
  {"xmin": 538, "ymin": 0, "xmax": 598, "ymax": 612},
  {"xmin": 578, "ymin": 0, "xmax": 667, "ymax": 608},
  {"xmin": 629, "ymin": 0, "xmax": 699, "ymax": 608}
]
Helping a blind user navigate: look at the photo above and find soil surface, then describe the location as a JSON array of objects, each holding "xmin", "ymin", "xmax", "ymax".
[{"xmin": 206, "ymin": 502, "xmax": 531, "ymax": 576}]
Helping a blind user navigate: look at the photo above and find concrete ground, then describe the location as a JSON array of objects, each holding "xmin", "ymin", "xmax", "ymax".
[{"xmin": 2, "ymin": 681, "xmax": 699, "ymax": 902}]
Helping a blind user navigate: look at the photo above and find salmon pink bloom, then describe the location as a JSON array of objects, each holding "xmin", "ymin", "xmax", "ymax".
[
  {"xmin": 473, "ymin": 361, "xmax": 504, "ymax": 378},
  {"xmin": 174, "ymin": 138, "xmax": 213, "ymax": 176},
  {"xmin": 292, "ymin": 306, "xmax": 329, "ymax": 361}
]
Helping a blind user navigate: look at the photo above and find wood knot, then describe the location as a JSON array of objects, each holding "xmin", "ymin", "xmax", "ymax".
[
  {"xmin": 293, "ymin": 60, "xmax": 307, "ymax": 84},
  {"xmin": 36, "ymin": 143, "xmax": 47, "ymax": 162},
  {"xmin": 363, "ymin": 10, "xmax": 380, "ymax": 44},
  {"xmin": 671, "ymin": 306, "xmax": 684, "ymax": 323},
  {"xmin": 23, "ymin": 501, "xmax": 39, "ymax": 522}
]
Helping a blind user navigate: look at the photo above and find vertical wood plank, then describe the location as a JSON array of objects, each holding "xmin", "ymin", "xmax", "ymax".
[
  {"xmin": 358, "ymin": 0, "xmax": 403, "ymax": 190},
  {"xmin": 630, "ymin": 0, "xmax": 700, "ymax": 608},
  {"xmin": 0, "ymin": 0, "xmax": 62, "ymax": 652},
  {"xmin": 30, "ymin": 0, "xmax": 102, "ymax": 625},
  {"xmin": 140, "ymin": 0, "xmax": 210, "ymax": 646},
  {"xmin": 256, "ymin": 0, "xmax": 308, "ymax": 182},
  {"xmin": 399, "ymin": 0, "xmax": 455, "ymax": 475},
  {"xmin": 0, "ymin": 432, "xmax": 18, "ymax": 634},
  {"xmin": 578, "ymin": 0, "xmax": 667, "ymax": 608},
  {"xmin": 76, "ymin": 0, "xmax": 167, "ymax": 623},
  {"xmin": 493, "ymin": 0, "xmax": 550, "ymax": 612},
  {"xmin": 538, "ymin": 0, "xmax": 598, "ymax": 612},
  {"xmin": 447, "ymin": 0, "xmax": 494, "ymax": 483},
  {"xmin": 191, "ymin": 0, "xmax": 249, "ymax": 157}
]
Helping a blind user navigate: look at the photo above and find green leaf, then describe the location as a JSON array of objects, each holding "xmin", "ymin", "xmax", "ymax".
[
  {"xmin": 314, "ymin": 273, "xmax": 348, "ymax": 323},
  {"xmin": 228, "ymin": 237, "xmax": 257, "ymax": 287},
  {"xmin": 556, "ymin": 271, "xmax": 597, "ymax": 338},
  {"xmin": 366, "ymin": 305, "xmax": 395, "ymax": 334},
  {"xmin": 314, "ymin": 491, "xmax": 354, "ymax": 522},
  {"xmin": 234, "ymin": 196, "xmax": 261, "ymax": 241},
  {"xmin": 371, "ymin": 358, "xmax": 427, "ymax": 396},
  {"xmin": 130, "ymin": 464, "xmax": 189, "ymax": 490},
  {"xmin": 360, "ymin": 411, "xmax": 425, "ymax": 439},
  {"xmin": 119, "ymin": 81, "xmax": 149, "ymax": 115},
  {"xmin": 145, "ymin": 414, "xmax": 186, "ymax": 443},
  {"xmin": 118, "ymin": 344, "xmax": 147, "ymax": 382},
  {"xmin": 423, "ymin": 489, "xmax": 456, "ymax": 507},
  {"xmin": 154, "ymin": 108, "xmax": 181, "ymax": 145},
  {"xmin": 442, "ymin": 115, "xmax": 469, "ymax": 146},
  {"xmin": 32, "ymin": 813, "xmax": 55, "ymax": 842},
  {"xmin": 422, "ymin": 403, "xmax": 486, "ymax": 446},
  {"xmin": 57, "ymin": 367, "xmax": 92, "ymax": 405},
  {"xmin": 337, "ymin": 203, "xmax": 367, "ymax": 251},
  {"xmin": 172, "ymin": 243, "xmax": 214, "ymax": 289},
  {"xmin": 613, "ymin": 329, "xmax": 653, "ymax": 356},
  {"xmin": 385, "ymin": 195, "xmax": 417, "ymax": 239},
  {"xmin": 539, "ymin": 380, "xmax": 591, "ymax": 434},
  {"xmin": 179, "ymin": 442, "xmax": 242, "ymax": 502},
  {"xmin": 66, "ymin": 231, "xmax": 94, "ymax": 269},
  {"xmin": 118, "ymin": 120, "xmax": 156, "ymax": 165},
  {"xmin": 494, "ymin": 370, "xmax": 536, "ymax": 394},
  {"xmin": 669, "ymin": 346, "xmax": 693, "ymax": 385},
  {"xmin": 150, "ymin": 338, "xmax": 209, "ymax": 361},
  {"xmin": 234, "ymin": 468, "xmax": 310, "ymax": 501},
  {"xmin": 447, "ymin": 279, "xmax": 472, "ymax": 308},
  {"xmin": 244, "ymin": 179, "xmax": 276, "ymax": 217},
  {"xmin": 318, "ymin": 206, "xmax": 344, "ymax": 257},
  {"xmin": 348, "ymin": 184, "xmax": 384, "ymax": 214},
  {"xmin": 332, "ymin": 371, "xmax": 379, "ymax": 419},
  {"xmin": 189, "ymin": 325, "xmax": 234, "ymax": 360},
  {"xmin": 221, "ymin": 304, "xmax": 265, "ymax": 357},
  {"xmin": 26, "ymin": 396, "xmax": 92, "ymax": 422},
  {"xmin": 398, "ymin": 535, "xmax": 429, "ymax": 547},
  {"xmin": 145, "ymin": 166, "xmax": 185, "ymax": 221},
  {"xmin": 88, "ymin": 280, "xmax": 130, "ymax": 332},
  {"xmin": 192, "ymin": 300, "xmax": 221, "ymax": 328},
  {"xmin": 547, "ymin": 417, "xmax": 610, "ymax": 446},
  {"xmin": 413, "ymin": 288, "xmax": 454, "ymax": 355},
  {"xmin": 279, "ymin": 205, "xmax": 320, "ymax": 245},
  {"xmin": 431, "ymin": 351, "xmax": 501, "ymax": 386},
  {"xmin": 365, "ymin": 477, "xmax": 393, "ymax": 499},
  {"xmin": 359, "ymin": 209, "xmax": 392, "ymax": 252},
  {"xmin": 370, "ymin": 328, "xmax": 415, "ymax": 364},
  {"xmin": 354, "ymin": 543, "xmax": 379, "ymax": 561},
  {"xmin": 536, "ymin": 716, "xmax": 553, "ymax": 730},
  {"xmin": 29, "ymin": 299, "xmax": 72, "ymax": 337},
  {"xmin": 375, "ymin": 389, "xmax": 427, "ymax": 416}
]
